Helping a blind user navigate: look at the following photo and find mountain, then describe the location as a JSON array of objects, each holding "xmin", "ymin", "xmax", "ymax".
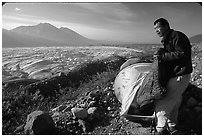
[
  {"xmin": 2, "ymin": 29, "xmax": 25, "ymax": 47},
  {"xmin": 189, "ymin": 34, "xmax": 202, "ymax": 44},
  {"xmin": 2, "ymin": 23, "xmax": 99, "ymax": 48},
  {"xmin": 3, "ymin": 28, "xmax": 66, "ymax": 48}
]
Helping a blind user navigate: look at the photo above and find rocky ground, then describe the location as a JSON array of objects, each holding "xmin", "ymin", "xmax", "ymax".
[{"xmin": 2, "ymin": 43, "xmax": 202, "ymax": 135}]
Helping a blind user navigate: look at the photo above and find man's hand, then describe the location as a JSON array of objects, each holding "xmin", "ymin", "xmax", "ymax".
[{"xmin": 153, "ymin": 48, "xmax": 166, "ymax": 60}]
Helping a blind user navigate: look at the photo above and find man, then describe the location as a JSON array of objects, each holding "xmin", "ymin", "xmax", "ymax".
[{"xmin": 153, "ymin": 18, "xmax": 193, "ymax": 134}]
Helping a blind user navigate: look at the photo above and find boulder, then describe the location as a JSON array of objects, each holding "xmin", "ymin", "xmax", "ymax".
[
  {"xmin": 71, "ymin": 107, "xmax": 88, "ymax": 119},
  {"xmin": 24, "ymin": 110, "xmax": 57, "ymax": 135}
]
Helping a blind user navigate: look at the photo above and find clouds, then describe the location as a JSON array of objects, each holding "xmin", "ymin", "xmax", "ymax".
[
  {"xmin": 77, "ymin": 3, "xmax": 135, "ymax": 20},
  {"xmin": 57, "ymin": 3, "xmax": 137, "ymax": 30}
]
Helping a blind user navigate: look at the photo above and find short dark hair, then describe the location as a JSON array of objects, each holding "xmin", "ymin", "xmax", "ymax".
[{"xmin": 154, "ymin": 18, "xmax": 170, "ymax": 29}]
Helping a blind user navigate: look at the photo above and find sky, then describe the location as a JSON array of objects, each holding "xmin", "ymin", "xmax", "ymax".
[{"xmin": 2, "ymin": 2, "xmax": 202, "ymax": 43}]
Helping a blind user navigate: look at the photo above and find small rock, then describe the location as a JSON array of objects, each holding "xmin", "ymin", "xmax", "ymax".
[
  {"xmin": 71, "ymin": 107, "xmax": 88, "ymax": 119},
  {"xmin": 107, "ymin": 107, "xmax": 112, "ymax": 111},
  {"xmin": 24, "ymin": 110, "xmax": 56, "ymax": 135},
  {"xmin": 103, "ymin": 100, "xmax": 108, "ymax": 104},
  {"xmin": 186, "ymin": 97, "xmax": 198, "ymax": 107},
  {"xmin": 87, "ymin": 107, "xmax": 97, "ymax": 115},
  {"xmin": 66, "ymin": 121, "xmax": 72, "ymax": 125},
  {"xmin": 107, "ymin": 92, "xmax": 111, "ymax": 96}
]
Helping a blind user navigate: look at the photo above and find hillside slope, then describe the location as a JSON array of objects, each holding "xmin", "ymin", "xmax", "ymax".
[
  {"xmin": 2, "ymin": 44, "xmax": 202, "ymax": 135},
  {"xmin": 189, "ymin": 34, "xmax": 202, "ymax": 44}
]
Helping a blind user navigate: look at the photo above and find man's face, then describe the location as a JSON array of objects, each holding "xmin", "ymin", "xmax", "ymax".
[{"xmin": 154, "ymin": 22, "xmax": 168, "ymax": 37}]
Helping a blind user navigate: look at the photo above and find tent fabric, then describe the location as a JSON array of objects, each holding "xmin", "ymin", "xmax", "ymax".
[{"xmin": 114, "ymin": 63, "xmax": 153, "ymax": 116}]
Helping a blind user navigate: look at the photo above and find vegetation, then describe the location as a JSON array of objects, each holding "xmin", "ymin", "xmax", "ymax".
[{"xmin": 2, "ymin": 55, "xmax": 140, "ymax": 134}]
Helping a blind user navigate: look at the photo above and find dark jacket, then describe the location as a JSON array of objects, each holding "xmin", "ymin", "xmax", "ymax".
[{"xmin": 158, "ymin": 29, "xmax": 193, "ymax": 79}]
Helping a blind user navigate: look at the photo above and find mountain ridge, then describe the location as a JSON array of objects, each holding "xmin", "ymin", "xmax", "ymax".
[
  {"xmin": 189, "ymin": 34, "xmax": 202, "ymax": 44},
  {"xmin": 3, "ymin": 23, "xmax": 99, "ymax": 48}
]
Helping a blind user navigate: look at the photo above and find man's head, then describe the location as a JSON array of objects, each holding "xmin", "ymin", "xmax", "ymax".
[{"xmin": 154, "ymin": 18, "xmax": 170, "ymax": 37}]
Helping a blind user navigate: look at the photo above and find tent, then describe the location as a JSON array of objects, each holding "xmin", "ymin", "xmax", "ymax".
[{"xmin": 114, "ymin": 60, "xmax": 155, "ymax": 121}]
